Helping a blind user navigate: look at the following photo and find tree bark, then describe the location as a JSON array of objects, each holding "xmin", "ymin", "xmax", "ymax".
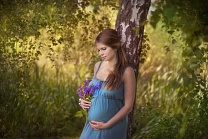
[{"xmin": 115, "ymin": 0, "xmax": 151, "ymax": 138}]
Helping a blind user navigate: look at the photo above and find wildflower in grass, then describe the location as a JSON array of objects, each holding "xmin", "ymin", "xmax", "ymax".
[{"xmin": 76, "ymin": 79, "xmax": 101, "ymax": 101}]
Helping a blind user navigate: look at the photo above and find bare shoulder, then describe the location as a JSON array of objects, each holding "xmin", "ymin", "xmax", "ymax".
[
  {"xmin": 123, "ymin": 66, "xmax": 135, "ymax": 76},
  {"xmin": 123, "ymin": 66, "xmax": 136, "ymax": 81}
]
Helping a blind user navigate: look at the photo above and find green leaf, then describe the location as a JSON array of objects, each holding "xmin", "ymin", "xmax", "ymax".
[
  {"xmin": 163, "ymin": 7, "xmax": 175, "ymax": 21},
  {"xmin": 75, "ymin": 110, "xmax": 84, "ymax": 117},
  {"xmin": 193, "ymin": 48, "xmax": 203, "ymax": 59},
  {"xmin": 172, "ymin": 39, "xmax": 177, "ymax": 44},
  {"xmin": 183, "ymin": 47, "xmax": 193, "ymax": 56},
  {"xmin": 167, "ymin": 30, "xmax": 174, "ymax": 35}
]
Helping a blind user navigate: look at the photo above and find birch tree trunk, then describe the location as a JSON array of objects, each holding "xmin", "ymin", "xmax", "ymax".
[{"xmin": 115, "ymin": 0, "xmax": 151, "ymax": 138}]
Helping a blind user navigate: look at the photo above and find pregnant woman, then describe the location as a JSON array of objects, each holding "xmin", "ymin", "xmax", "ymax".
[{"xmin": 79, "ymin": 29, "xmax": 136, "ymax": 139}]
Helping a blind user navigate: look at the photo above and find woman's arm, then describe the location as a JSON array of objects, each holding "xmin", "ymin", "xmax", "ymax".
[
  {"xmin": 79, "ymin": 61, "xmax": 101, "ymax": 110},
  {"xmin": 90, "ymin": 67, "xmax": 136, "ymax": 130}
]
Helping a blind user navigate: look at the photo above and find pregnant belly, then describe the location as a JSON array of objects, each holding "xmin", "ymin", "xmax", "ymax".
[{"xmin": 87, "ymin": 97, "xmax": 121, "ymax": 122}]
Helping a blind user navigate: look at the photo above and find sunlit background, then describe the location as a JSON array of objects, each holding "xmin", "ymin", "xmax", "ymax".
[{"xmin": 0, "ymin": 0, "xmax": 207, "ymax": 138}]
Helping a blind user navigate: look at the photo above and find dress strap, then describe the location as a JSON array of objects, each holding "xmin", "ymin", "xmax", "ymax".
[{"xmin": 95, "ymin": 61, "xmax": 102, "ymax": 76}]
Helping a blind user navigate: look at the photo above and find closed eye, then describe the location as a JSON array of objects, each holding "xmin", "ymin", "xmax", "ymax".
[{"xmin": 97, "ymin": 47, "xmax": 106, "ymax": 52}]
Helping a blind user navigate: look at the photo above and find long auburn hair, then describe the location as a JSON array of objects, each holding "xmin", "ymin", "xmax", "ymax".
[{"xmin": 95, "ymin": 29, "xmax": 127, "ymax": 90}]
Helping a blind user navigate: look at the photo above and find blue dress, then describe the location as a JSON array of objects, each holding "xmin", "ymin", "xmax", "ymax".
[{"xmin": 80, "ymin": 63, "xmax": 128, "ymax": 139}]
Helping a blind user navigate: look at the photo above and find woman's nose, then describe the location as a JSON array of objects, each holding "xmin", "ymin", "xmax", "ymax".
[{"xmin": 99, "ymin": 50, "xmax": 103, "ymax": 56}]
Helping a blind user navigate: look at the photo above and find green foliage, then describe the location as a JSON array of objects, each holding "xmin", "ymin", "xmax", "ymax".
[
  {"xmin": 0, "ymin": 65, "xmax": 84, "ymax": 138},
  {"xmin": 0, "ymin": 0, "xmax": 118, "ymax": 138},
  {"xmin": 1, "ymin": 0, "xmax": 207, "ymax": 138},
  {"xmin": 133, "ymin": 17, "xmax": 208, "ymax": 138}
]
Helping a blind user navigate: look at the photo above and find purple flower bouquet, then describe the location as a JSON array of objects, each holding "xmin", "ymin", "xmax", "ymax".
[{"xmin": 76, "ymin": 79, "xmax": 101, "ymax": 101}]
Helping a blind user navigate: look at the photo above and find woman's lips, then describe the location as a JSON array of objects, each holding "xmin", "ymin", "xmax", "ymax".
[{"xmin": 101, "ymin": 56, "xmax": 106, "ymax": 60}]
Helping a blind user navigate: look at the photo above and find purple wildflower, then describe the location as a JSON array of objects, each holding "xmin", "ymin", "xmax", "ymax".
[
  {"xmin": 95, "ymin": 83, "xmax": 101, "ymax": 89},
  {"xmin": 76, "ymin": 79, "xmax": 101, "ymax": 101}
]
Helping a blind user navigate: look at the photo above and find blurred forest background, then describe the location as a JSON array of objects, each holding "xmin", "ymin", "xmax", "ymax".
[{"xmin": 0, "ymin": 0, "xmax": 207, "ymax": 138}]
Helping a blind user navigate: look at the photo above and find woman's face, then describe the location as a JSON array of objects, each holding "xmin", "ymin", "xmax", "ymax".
[{"xmin": 96, "ymin": 43, "xmax": 117, "ymax": 62}]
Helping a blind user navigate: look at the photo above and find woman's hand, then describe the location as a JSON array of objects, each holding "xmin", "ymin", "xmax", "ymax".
[
  {"xmin": 79, "ymin": 98, "xmax": 91, "ymax": 111},
  {"xmin": 89, "ymin": 120, "xmax": 109, "ymax": 130}
]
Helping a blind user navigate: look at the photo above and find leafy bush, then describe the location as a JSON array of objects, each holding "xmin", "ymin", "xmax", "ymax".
[
  {"xmin": 133, "ymin": 22, "xmax": 208, "ymax": 139},
  {"xmin": 0, "ymin": 0, "xmax": 117, "ymax": 138}
]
